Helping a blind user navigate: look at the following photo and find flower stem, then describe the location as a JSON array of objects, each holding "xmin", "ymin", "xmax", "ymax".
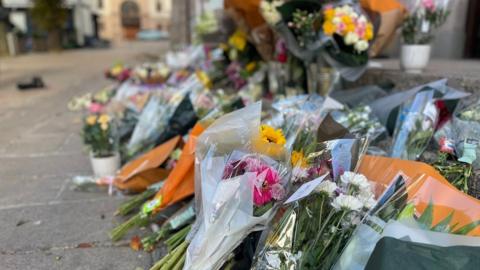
[
  {"xmin": 109, "ymin": 213, "xmax": 147, "ymax": 242},
  {"xmin": 115, "ymin": 188, "xmax": 158, "ymax": 216}
]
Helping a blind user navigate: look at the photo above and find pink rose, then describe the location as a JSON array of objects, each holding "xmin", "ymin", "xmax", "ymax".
[{"xmin": 88, "ymin": 102, "xmax": 104, "ymax": 113}]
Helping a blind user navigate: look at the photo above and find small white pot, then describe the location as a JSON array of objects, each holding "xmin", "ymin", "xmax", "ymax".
[
  {"xmin": 400, "ymin": 44, "xmax": 431, "ymax": 74},
  {"xmin": 89, "ymin": 152, "xmax": 121, "ymax": 178}
]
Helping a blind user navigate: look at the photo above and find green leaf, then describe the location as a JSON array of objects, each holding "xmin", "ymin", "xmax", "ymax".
[
  {"xmin": 431, "ymin": 211, "xmax": 454, "ymax": 233},
  {"xmin": 452, "ymin": 220, "xmax": 480, "ymax": 235},
  {"xmin": 417, "ymin": 199, "xmax": 434, "ymax": 230},
  {"xmin": 397, "ymin": 203, "xmax": 415, "ymax": 220}
]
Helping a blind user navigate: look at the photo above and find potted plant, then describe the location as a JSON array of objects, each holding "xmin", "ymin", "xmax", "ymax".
[
  {"xmin": 400, "ymin": 0, "xmax": 449, "ymax": 73},
  {"xmin": 82, "ymin": 114, "xmax": 120, "ymax": 177}
]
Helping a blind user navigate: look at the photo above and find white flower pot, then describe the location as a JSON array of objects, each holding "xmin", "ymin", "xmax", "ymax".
[
  {"xmin": 89, "ymin": 152, "xmax": 121, "ymax": 178},
  {"xmin": 400, "ymin": 44, "xmax": 431, "ymax": 74}
]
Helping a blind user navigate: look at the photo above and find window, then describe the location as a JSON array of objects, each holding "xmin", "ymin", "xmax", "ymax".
[{"xmin": 156, "ymin": 0, "xmax": 162, "ymax": 12}]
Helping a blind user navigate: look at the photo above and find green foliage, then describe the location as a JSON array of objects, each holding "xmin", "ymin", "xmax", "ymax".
[
  {"xmin": 31, "ymin": 0, "xmax": 67, "ymax": 31},
  {"xmin": 402, "ymin": 8, "xmax": 450, "ymax": 45},
  {"xmin": 416, "ymin": 200, "xmax": 480, "ymax": 235}
]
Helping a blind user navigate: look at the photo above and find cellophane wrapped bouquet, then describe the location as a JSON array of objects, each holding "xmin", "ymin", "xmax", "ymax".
[
  {"xmin": 334, "ymin": 156, "xmax": 480, "ymax": 270},
  {"xmin": 126, "ymin": 74, "xmax": 204, "ymax": 159},
  {"xmin": 390, "ymin": 89, "xmax": 438, "ymax": 160},
  {"xmin": 183, "ymin": 103, "xmax": 291, "ymax": 270},
  {"xmin": 252, "ymin": 135, "xmax": 376, "ymax": 270}
]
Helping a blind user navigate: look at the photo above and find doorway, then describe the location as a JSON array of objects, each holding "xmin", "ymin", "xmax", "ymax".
[{"xmin": 121, "ymin": 0, "xmax": 140, "ymax": 40}]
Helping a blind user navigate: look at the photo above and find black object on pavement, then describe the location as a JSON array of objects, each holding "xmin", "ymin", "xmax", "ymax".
[{"xmin": 17, "ymin": 76, "xmax": 45, "ymax": 90}]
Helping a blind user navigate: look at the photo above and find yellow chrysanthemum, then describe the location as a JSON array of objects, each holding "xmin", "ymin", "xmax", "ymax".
[
  {"xmin": 291, "ymin": 151, "xmax": 308, "ymax": 168},
  {"xmin": 246, "ymin": 61, "xmax": 257, "ymax": 73},
  {"xmin": 228, "ymin": 30, "xmax": 247, "ymax": 51},
  {"xmin": 98, "ymin": 114, "xmax": 110, "ymax": 125},
  {"xmin": 365, "ymin": 23, "xmax": 374, "ymax": 40},
  {"xmin": 260, "ymin": 125, "xmax": 286, "ymax": 146},
  {"xmin": 86, "ymin": 115, "xmax": 97, "ymax": 125},
  {"xmin": 323, "ymin": 21, "xmax": 336, "ymax": 36},
  {"xmin": 345, "ymin": 23, "xmax": 356, "ymax": 33},
  {"xmin": 324, "ymin": 8, "xmax": 335, "ymax": 20},
  {"xmin": 341, "ymin": 15, "xmax": 352, "ymax": 25}
]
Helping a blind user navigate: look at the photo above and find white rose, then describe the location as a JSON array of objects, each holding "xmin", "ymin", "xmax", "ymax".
[
  {"xmin": 358, "ymin": 15, "xmax": 367, "ymax": 23},
  {"xmin": 332, "ymin": 16, "xmax": 342, "ymax": 25},
  {"xmin": 354, "ymin": 40, "xmax": 369, "ymax": 52},
  {"xmin": 344, "ymin": 32, "xmax": 359, "ymax": 45}
]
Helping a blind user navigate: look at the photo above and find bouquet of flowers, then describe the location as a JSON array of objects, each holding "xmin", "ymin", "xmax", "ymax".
[
  {"xmin": 252, "ymin": 135, "xmax": 371, "ymax": 270},
  {"xmin": 390, "ymin": 89, "xmax": 438, "ymax": 160},
  {"xmin": 126, "ymin": 74, "xmax": 204, "ymax": 159},
  {"xmin": 322, "ymin": 4, "xmax": 374, "ymax": 66},
  {"xmin": 402, "ymin": 0, "xmax": 450, "ymax": 45},
  {"xmin": 335, "ymin": 156, "xmax": 480, "ymax": 269},
  {"xmin": 180, "ymin": 103, "xmax": 291, "ymax": 270},
  {"xmin": 82, "ymin": 113, "xmax": 117, "ymax": 158},
  {"xmin": 333, "ymin": 105, "xmax": 386, "ymax": 141},
  {"xmin": 133, "ymin": 63, "xmax": 171, "ymax": 85}
]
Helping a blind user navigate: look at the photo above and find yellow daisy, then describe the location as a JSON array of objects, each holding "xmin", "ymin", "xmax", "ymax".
[{"xmin": 260, "ymin": 125, "xmax": 286, "ymax": 146}]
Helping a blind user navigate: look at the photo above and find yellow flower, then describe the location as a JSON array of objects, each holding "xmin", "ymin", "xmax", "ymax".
[
  {"xmin": 365, "ymin": 23, "xmax": 374, "ymax": 40},
  {"xmin": 345, "ymin": 22, "xmax": 356, "ymax": 33},
  {"xmin": 324, "ymin": 8, "xmax": 335, "ymax": 20},
  {"xmin": 228, "ymin": 30, "xmax": 247, "ymax": 51},
  {"xmin": 245, "ymin": 61, "xmax": 257, "ymax": 73},
  {"xmin": 196, "ymin": 70, "xmax": 212, "ymax": 89},
  {"xmin": 260, "ymin": 125, "xmax": 286, "ymax": 146},
  {"xmin": 86, "ymin": 115, "xmax": 97, "ymax": 125},
  {"xmin": 100, "ymin": 122, "xmax": 109, "ymax": 131},
  {"xmin": 323, "ymin": 21, "xmax": 336, "ymax": 36},
  {"xmin": 98, "ymin": 114, "xmax": 110, "ymax": 125},
  {"xmin": 341, "ymin": 15, "xmax": 352, "ymax": 25},
  {"xmin": 291, "ymin": 151, "xmax": 308, "ymax": 168}
]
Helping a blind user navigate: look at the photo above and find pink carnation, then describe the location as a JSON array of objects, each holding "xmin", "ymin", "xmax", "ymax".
[{"xmin": 271, "ymin": 183, "xmax": 286, "ymax": 201}]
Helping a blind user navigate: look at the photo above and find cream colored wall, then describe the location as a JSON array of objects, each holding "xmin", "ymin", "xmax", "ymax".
[{"xmin": 97, "ymin": 0, "xmax": 171, "ymax": 41}]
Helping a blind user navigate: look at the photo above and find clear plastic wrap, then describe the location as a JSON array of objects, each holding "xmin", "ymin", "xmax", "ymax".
[
  {"xmin": 332, "ymin": 105, "xmax": 386, "ymax": 142},
  {"xmin": 252, "ymin": 137, "xmax": 371, "ymax": 270},
  {"xmin": 435, "ymin": 99, "xmax": 480, "ymax": 168},
  {"xmin": 184, "ymin": 103, "xmax": 292, "ymax": 270},
  {"xmin": 126, "ymin": 74, "xmax": 204, "ymax": 158},
  {"xmin": 390, "ymin": 89, "xmax": 437, "ymax": 160},
  {"xmin": 266, "ymin": 95, "xmax": 344, "ymax": 150}
]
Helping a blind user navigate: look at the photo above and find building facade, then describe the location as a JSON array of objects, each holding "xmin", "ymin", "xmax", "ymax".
[{"xmin": 94, "ymin": 0, "xmax": 171, "ymax": 41}]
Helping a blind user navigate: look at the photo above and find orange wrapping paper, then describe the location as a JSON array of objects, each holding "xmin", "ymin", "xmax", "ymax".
[
  {"xmin": 114, "ymin": 136, "xmax": 183, "ymax": 192},
  {"xmin": 359, "ymin": 155, "xmax": 480, "ymax": 236},
  {"xmin": 153, "ymin": 123, "xmax": 205, "ymax": 211}
]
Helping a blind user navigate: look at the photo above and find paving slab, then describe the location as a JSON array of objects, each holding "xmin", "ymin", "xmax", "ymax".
[
  {"xmin": 0, "ymin": 247, "xmax": 151, "ymax": 270},
  {"xmin": 0, "ymin": 198, "xmax": 123, "ymax": 251}
]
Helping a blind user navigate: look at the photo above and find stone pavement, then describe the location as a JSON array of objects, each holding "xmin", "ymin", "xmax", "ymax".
[{"xmin": 0, "ymin": 41, "xmax": 168, "ymax": 270}]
